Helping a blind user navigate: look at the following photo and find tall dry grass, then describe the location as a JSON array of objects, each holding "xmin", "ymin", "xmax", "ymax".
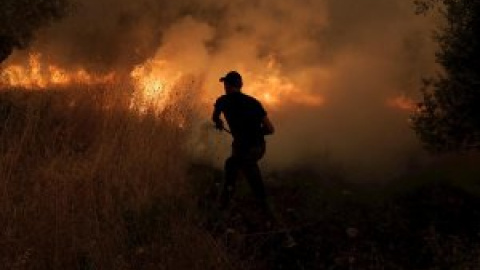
[{"xmin": 0, "ymin": 83, "xmax": 232, "ymax": 269}]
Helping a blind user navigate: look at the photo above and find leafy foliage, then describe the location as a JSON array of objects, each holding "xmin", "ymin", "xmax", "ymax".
[
  {"xmin": 0, "ymin": 0, "xmax": 72, "ymax": 62},
  {"xmin": 412, "ymin": 0, "xmax": 480, "ymax": 151}
]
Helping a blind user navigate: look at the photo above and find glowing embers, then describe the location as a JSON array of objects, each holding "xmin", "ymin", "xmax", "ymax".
[
  {"xmin": 0, "ymin": 53, "xmax": 115, "ymax": 88},
  {"xmin": 130, "ymin": 59, "xmax": 182, "ymax": 112}
]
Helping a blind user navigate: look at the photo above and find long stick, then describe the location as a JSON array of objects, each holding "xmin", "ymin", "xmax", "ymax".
[{"xmin": 222, "ymin": 127, "xmax": 232, "ymax": 134}]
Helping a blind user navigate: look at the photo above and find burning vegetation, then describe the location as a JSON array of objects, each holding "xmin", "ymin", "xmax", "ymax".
[{"xmin": 0, "ymin": 51, "xmax": 326, "ymax": 114}]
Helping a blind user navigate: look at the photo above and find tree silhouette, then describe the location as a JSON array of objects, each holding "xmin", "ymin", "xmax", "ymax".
[
  {"xmin": 412, "ymin": 0, "xmax": 480, "ymax": 151},
  {"xmin": 0, "ymin": 0, "xmax": 71, "ymax": 63}
]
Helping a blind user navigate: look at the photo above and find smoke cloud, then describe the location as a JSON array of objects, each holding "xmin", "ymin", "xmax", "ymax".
[{"xmin": 3, "ymin": 0, "xmax": 437, "ymax": 181}]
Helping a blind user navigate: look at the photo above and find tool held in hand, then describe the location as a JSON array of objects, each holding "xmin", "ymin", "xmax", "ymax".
[{"xmin": 214, "ymin": 119, "xmax": 231, "ymax": 134}]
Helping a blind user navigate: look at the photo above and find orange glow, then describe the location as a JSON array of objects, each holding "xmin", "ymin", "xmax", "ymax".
[
  {"xmin": 248, "ymin": 74, "xmax": 325, "ymax": 108},
  {"xmin": 386, "ymin": 95, "xmax": 416, "ymax": 111},
  {"xmin": 0, "ymin": 53, "xmax": 115, "ymax": 88},
  {"xmin": 242, "ymin": 56, "xmax": 325, "ymax": 109},
  {"xmin": 0, "ymin": 53, "xmax": 183, "ymax": 113},
  {"xmin": 1, "ymin": 52, "xmax": 325, "ymax": 112},
  {"xmin": 129, "ymin": 59, "xmax": 183, "ymax": 112}
]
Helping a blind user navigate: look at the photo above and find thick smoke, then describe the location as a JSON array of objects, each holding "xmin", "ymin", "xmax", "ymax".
[{"xmin": 4, "ymin": 0, "xmax": 437, "ymax": 181}]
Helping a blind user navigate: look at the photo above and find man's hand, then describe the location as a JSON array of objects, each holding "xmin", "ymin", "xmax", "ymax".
[
  {"xmin": 261, "ymin": 116, "xmax": 275, "ymax": 135},
  {"xmin": 214, "ymin": 119, "xmax": 224, "ymax": 131},
  {"xmin": 212, "ymin": 106, "xmax": 224, "ymax": 131}
]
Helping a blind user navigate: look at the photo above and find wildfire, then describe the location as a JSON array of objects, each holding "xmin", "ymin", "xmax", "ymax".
[
  {"xmin": 0, "ymin": 52, "xmax": 326, "ymax": 113},
  {"xmin": 0, "ymin": 53, "xmax": 115, "ymax": 88},
  {"xmin": 129, "ymin": 58, "xmax": 182, "ymax": 111}
]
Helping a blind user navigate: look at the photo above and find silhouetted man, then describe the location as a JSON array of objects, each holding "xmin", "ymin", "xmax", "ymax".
[{"xmin": 212, "ymin": 71, "xmax": 275, "ymax": 212}]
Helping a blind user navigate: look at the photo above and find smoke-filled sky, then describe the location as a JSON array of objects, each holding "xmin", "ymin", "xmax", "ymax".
[{"xmin": 4, "ymin": 0, "xmax": 438, "ymax": 181}]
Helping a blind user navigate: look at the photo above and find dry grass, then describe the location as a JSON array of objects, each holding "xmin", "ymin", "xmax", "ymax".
[
  {"xmin": 0, "ymin": 84, "xmax": 232, "ymax": 270},
  {"xmin": 3, "ymin": 83, "xmax": 480, "ymax": 270}
]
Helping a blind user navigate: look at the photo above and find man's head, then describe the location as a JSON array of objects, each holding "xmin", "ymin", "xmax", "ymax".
[{"xmin": 220, "ymin": 71, "xmax": 243, "ymax": 94}]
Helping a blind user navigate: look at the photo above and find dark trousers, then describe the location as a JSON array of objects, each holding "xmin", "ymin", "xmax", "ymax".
[{"xmin": 220, "ymin": 142, "xmax": 268, "ymax": 210}]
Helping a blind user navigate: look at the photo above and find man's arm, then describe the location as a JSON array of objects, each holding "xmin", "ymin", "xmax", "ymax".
[
  {"xmin": 212, "ymin": 106, "xmax": 224, "ymax": 130},
  {"xmin": 262, "ymin": 116, "xmax": 275, "ymax": 135}
]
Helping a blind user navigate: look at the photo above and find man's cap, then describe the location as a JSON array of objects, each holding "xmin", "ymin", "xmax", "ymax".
[{"xmin": 219, "ymin": 71, "xmax": 243, "ymax": 87}]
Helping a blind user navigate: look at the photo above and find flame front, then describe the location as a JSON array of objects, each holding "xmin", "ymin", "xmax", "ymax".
[
  {"xmin": 0, "ymin": 50, "xmax": 422, "ymax": 116},
  {"xmin": 129, "ymin": 58, "xmax": 182, "ymax": 112},
  {"xmin": 0, "ymin": 53, "xmax": 115, "ymax": 88},
  {"xmin": 0, "ymin": 52, "xmax": 187, "ymax": 113},
  {"xmin": 1, "ymin": 52, "xmax": 327, "ymax": 113}
]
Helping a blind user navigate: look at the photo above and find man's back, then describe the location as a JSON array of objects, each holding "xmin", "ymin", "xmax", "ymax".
[{"xmin": 214, "ymin": 92, "xmax": 267, "ymax": 147}]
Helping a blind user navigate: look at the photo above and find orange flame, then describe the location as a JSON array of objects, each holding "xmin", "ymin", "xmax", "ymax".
[
  {"xmin": 247, "ymin": 73, "xmax": 325, "ymax": 108},
  {"xmin": 0, "ymin": 52, "xmax": 183, "ymax": 113},
  {"xmin": 1, "ymin": 52, "xmax": 325, "ymax": 112},
  {"xmin": 129, "ymin": 58, "xmax": 183, "ymax": 112},
  {"xmin": 0, "ymin": 53, "xmax": 115, "ymax": 88},
  {"xmin": 241, "ymin": 56, "xmax": 325, "ymax": 108}
]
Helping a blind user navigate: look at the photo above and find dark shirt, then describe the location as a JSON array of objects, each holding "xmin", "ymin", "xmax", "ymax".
[{"xmin": 214, "ymin": 92, "xmax": 267, "ymax": 147}]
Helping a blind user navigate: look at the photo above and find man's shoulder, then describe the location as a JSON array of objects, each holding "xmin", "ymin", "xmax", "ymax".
[
  {"xmin": 240, "ymin": 93, "xmax": 262, "ymax": 105},
  {"xmin": 215, "ymin": 94, "xmax": 228, "ymax": 101},
  {"xmin": 240, "ymin": 93, "xmax": 266, "ymax": 116},
  {"xmin": 217, "ymin": 92, "xmax": 264, "ymax": 108},
  {"xmin": 214, "ymin": 95, "xmax": 228, "ymax": 106}
]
